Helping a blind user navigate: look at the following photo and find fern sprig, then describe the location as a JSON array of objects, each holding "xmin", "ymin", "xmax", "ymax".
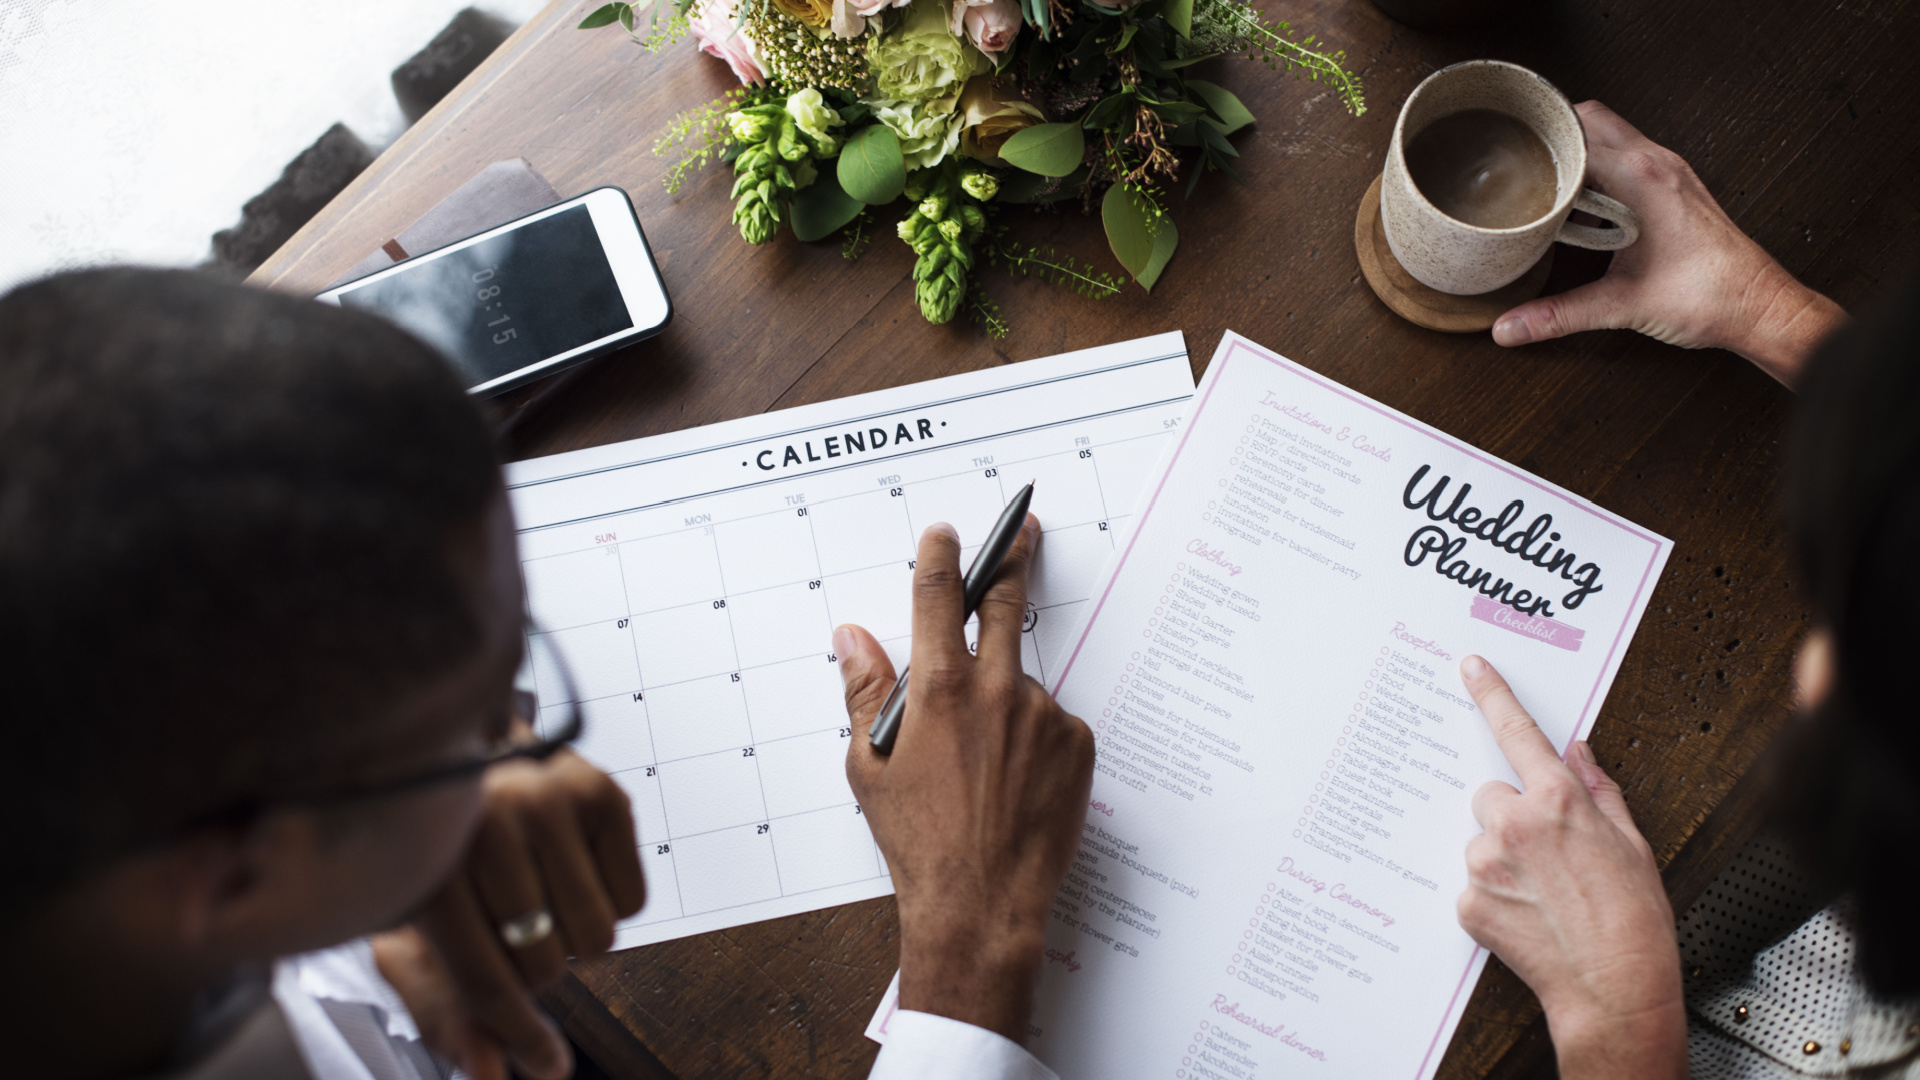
[
  {"xmin": 842, "ymin": 209, "xmax": 875, "ymax": 261},
  {"xmin": 991, "ymin": 242, "xmax": 1125, "ymax": 299},
  {"xmin": 967, "ymin": 282, "xmax": 1010, "ymax": 339},
  {"xmin": 1193, "ymin": 0, "xmax": 1366, "ymax": 117},
  {"xmin": 650, "ymin": 88, "xmax": 755, "ymax": 195}
]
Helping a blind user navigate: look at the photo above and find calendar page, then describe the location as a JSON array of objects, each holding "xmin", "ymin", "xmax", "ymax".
[{"xmin": 506, "ymin": 333, "xmax": 1195, "ymax": 948}]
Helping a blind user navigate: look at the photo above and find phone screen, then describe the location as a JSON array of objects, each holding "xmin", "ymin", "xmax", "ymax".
[{"xmin": 335, "ymin": 205, "xmax": 634, "ymax": 388}]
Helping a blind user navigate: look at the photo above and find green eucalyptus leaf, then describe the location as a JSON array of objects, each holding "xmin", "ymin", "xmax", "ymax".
[
  {"xmin": 1144, "ymin": 98, "xmax": 1208, "ymax": 120},
  {"xmin": 837, "ymin": 124, "xmax": 906, "ymax": 204},
  {"xmin": 1000, "ymin": 123, "xmax": 1086, "ymax": 178},
  {"xmin": 1186, "ymin": 80, "xmax": 1256, "ymax": 133},
  {"xmin": 1158, "ymin": 51, "xmax": 1221, "ymax": 69},
  {"xmin": 791, "ymin": 171, "xmax": 865, "ymax": 241},
  {"xmin": 1139, "ymin": 214, "xmax": 1179, "ymax": 290},
  {"xmin": 1169, "ymin": 121, "xmax": 1201, "ymax": 147},
  {"xmin": 1023, "ymin": 0, "xmax": 1051, "ymax": 37},
  {"xmin": 1114, "ymin": 23, "xmax": 1138, "ymax": 51},
  {"xmin": 1102, "ymin": 184, "xmax": 1158, "ymax": 283},
  {"xmin": 1001, "ymin": 165, "xmax": 1089, "ymax": 203},
  {"xmin": 1084, "ymin": 91, "xmax": 1134, "ymax": 130},
  {"xmin": 997, "ymin": 170, "xmax": 1052, "ymax": 204},
  {"xmin": 1163, "ymin": 0, "xmax": 1193, "ymax": 38},
  {"xmin": 577, "ymin": 3, "xmax": 624, "ymax": 28},
  {"xmin": 619, "ymin": 2, "xmax": 636, "ymax": 31},
  {"xmin": 1197, "ymin": 118, "xmax": 1239, "ymax": 156}
]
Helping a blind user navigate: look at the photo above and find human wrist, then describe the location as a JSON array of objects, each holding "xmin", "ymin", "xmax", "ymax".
[
  {"xmin": 1724, "ymin": 267, "xmax": 1846, "ymax": 389},
  {"xmin": 897, "ymin": 912, "xmax": 1043, "ymax": 1044},
  {"xmin": 1543, "ymin": 996, "xmax": 1689, "ymax": 1080}
]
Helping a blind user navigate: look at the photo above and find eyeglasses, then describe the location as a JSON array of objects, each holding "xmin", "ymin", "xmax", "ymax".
[
  {"xmin": 283, "ymin": 626, "xmax": 585, "ymax": 809},
  {"xmin": 156, "ymin": 626, "xmax": 586, "ymax": 843},
  {"xmin": 287, "ymin": 688, "xmax": 583, "ymax": 808}
]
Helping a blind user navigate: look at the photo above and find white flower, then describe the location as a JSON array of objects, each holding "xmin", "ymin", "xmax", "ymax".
[
  {"xmin": 786, "ymin": 88, "xmax": 846, "ymax": 155},
  {"xmin": 872, "ymin": 97, "xmax": 965, "ymax": 171}
]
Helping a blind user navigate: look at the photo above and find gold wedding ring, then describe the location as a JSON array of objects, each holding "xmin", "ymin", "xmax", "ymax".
[{"xmin": 499, "ymin": 909, "xmax": 554, "ymax": 948}]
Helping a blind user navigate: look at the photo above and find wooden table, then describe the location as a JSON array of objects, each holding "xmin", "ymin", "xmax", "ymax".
[{"xmin": 252, "ymin": 0, "xmax": 1920, "ymax": 1074}]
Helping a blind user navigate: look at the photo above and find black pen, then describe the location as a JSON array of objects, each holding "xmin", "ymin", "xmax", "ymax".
[{"xmin": 868, "ymin": 481, "xmax": 1035, "ymax": 755}]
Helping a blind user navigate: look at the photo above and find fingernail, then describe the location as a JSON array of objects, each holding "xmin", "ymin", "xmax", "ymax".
[
  {"xmin": 928, "ymin": 522, "xmax": 958, "ymax": 541},
  {"xmin": 833, "ymin": 625, "xmax": 855, "ymax": 661},
  {"xmin": 1572, "ymin": 740, "xmax": 1597, "ymax": 765},
  {"xmin": 1493, "ymin": 317, "xmax": 1533, "ymax": 346},
  {"xmin": 1461, "ymin": 654, "xmax": 1488, "ymax": 678}
]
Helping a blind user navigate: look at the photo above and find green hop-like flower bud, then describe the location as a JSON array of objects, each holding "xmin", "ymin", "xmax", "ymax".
[
  {"xmin": 777, "ymin": 117, "xmax": 806, "ymax": 162},
  {"xmin": 959, "ymin": 204, "xmax": 986, "ymax": 233},
  {"xmin": 938, "ymin": 218, "xmax": 963, "ymax": 243},
  {"xmin": 897, "ymin": 217, "xmax": 920, "ymax": 242},
  {"xmin": 960, "ymin": 170, "xmax": 999, "ymax": 202},
  {"xmin": 917, "ymin": 195, "xmax": 947, "ymax": 222},
  {"xmin": 734, "ymin": 194, "xmax": 777, "ymax": 245},
  {"xmin": 916, "ymin": 273, "xmax": 963, "ymax": 324},
  {"xmin": 903, "ymin": 172, "xmax": 932, "ymax": 202},
  {"xmin": 741, "ymin": 212, "xmax": 775, "ymax": 245}
]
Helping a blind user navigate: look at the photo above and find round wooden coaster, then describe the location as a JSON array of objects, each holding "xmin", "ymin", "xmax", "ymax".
[{"xmin": 1353, "ymin": 173, "xmax": 1553, "ymax": 333}]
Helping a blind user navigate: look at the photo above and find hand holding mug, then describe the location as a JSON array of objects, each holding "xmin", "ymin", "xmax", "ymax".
[
  {"xmin": 1381, "ymin": 60, "xmax": 1642, "ymax": 297},
  {"xmin": 1490, "ymin": 101, "xmax": 1847, "ymax": 387}
]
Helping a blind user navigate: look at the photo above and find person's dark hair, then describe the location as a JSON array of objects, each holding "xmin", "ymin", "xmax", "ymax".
[
  {"xmin": 0, "ymin": 268, "xmax": 502, "ymax": 918},
  {"xmin": 1782, "ymin": 266, "xmax": 1920, "ymax": 997}
]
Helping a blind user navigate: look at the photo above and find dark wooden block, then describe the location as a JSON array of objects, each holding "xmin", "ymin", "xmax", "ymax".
[
  {"xmin": 210, "ymin": 123, "xmax": 371, "ymax": 275},
  {"xmin": 392, "ymin": 7, "xmax": 515, "ymax": 125}
]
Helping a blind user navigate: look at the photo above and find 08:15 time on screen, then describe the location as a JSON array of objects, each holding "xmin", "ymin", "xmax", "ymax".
[{"xmin": 474, "ymin": 267, "xmax": 515, "ymax": 345}]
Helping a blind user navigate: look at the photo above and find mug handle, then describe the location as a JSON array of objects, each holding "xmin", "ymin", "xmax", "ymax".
[{"xmin": 1556, "ymin": 189, "xmax": 1640, "ymax": 251}]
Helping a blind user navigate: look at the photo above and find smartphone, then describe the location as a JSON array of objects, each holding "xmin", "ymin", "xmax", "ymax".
[{"xmin": 317, "ymin": 187, "xmax": 671, "ymax": 396}]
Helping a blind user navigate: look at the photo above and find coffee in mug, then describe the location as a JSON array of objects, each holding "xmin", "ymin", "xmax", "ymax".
[
  {"xmin": 1404, "ymin": 109, "xmax": 1558, "ymax": 229},
  {"xmin": 1378, "ymin": 60, "xmax": 1641, "ymax": 296}
]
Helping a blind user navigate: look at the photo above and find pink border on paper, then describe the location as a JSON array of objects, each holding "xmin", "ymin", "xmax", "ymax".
[{"xmin": 1049, "ymin": 337, "xmax": 1668, "ymax": 1080}]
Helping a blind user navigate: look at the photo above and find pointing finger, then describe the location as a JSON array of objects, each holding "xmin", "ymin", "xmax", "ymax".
[{"xmin": 1460, "ymin": 655, "xmax": 1567, "ymax": 790}]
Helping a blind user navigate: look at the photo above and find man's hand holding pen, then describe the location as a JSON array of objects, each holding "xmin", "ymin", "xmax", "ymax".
[{"xmin": 836, "ymin": 515, "xmax": 1096, "ymax": 1045}]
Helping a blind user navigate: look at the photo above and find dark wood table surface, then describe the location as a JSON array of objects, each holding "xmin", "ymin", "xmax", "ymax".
[{"xmin": 252, "ymin": 0, "xmax": 1920, "ymax": 1074}]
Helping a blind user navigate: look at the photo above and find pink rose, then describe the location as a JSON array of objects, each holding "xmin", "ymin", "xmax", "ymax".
[
  {"xmin": 831, "ymin": 0, "xmax": 910, "ymax": 41},
  {"xmin": 689, "ymin": 0, "xmax": 766, "ymax": 85},
  {"xmin": 950, "ymin": 0, "xmax": 1022, "ymax": 58}
]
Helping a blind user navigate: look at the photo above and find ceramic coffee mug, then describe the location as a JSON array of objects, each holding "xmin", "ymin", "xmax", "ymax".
[{"xmin": 1380, "ymin": 59, "xmax": 1640, "ymax": 296}]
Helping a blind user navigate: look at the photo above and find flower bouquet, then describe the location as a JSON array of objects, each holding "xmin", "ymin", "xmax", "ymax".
[{"xmin": 581, "ymin": 0, "xmax": 1363, "ymax": 334}]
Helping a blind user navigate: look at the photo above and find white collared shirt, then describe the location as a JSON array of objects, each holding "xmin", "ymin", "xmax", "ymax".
[{"xmin": 869, "ymin": 1010, "xmax": 1059, "ymax": 1080}]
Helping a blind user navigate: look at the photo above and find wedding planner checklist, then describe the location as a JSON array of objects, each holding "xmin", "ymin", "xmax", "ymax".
[
  {"xmin": 868, "ymin": 331, "xmax": 1672, "ymax": 1079},
  {"xmin": 506, "ymin": 333, "xmax": 1195, "ymax": 949}
]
